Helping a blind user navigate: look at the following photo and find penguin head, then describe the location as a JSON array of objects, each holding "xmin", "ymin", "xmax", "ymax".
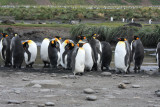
[
  {"xmin": 133, "ymin": 36, "xmax": 139, "ymax": 40},
  {"xmin": 65, "ymin": 43, "xmax": 75, "ymax": 50},
  {"xmin": 64, "ymin": 39, "xmax": 70, "ymax": 44},
  {"xmin": 77, "ymin": 35, "xmax": 86, "ymax": 40},
  {"xmin": 118, "ymin": 38, "xmax": 127, "ymax": 41},
  {"xmin": 77, "ymin": 43, "xmax": 85, "ymax": 48},
  {"xmin": 22, "ymin": 41, "xmax": 29, "ymax": 50},
  {"xmin": 55, "ymin": 36, "xmax": 61, "ymax": 40},
  {"xmin": 51, "ymin": 38, "xmax": 59, "ymax": 47},
  {"xmin": 1, "ymin": 33, "xmax": 8, "ymax": 38},
  {"xmin": 92, "ymin": 33, "xmax": 100, "ymax": 39}
]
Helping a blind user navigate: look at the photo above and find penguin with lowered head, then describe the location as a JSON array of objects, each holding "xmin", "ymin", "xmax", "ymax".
[
  {"xmin": 131, "ymin": 36, "xmax": 144, "ymax": 73},
  {"xmin": 115, "ymin": 38, "xmax": 131, "ymax": 73},
  {"xmin": 23, "ymin": 40, "xmax": 37, "ymax": 68},
  {"xmin": 48, "ymin": 38, "xmax": 60, "ymax": 68},
  {"xmin": 10, "ymin": 33, "xmax": 24, "ymax": 68},
  {"xmin": 101, "ymin": 41, "xmax": 112, "ymax": 71},
  {"xmin": 89, "ymin": 34, "xmax": 102, "ymax": 71},
  {"xmin": 72, "ymin": 42, "xmax": 85, "ymax": 75},
  {"xmin": 40, "ymin": 38, "xmax": 50, "ymax": 68},
  {"xmin": 0, "ymin": 33, "xmax": 12, "ymax": 67}
]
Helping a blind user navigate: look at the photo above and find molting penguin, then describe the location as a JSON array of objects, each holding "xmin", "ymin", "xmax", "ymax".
[
  {"xmin": 0, "ymin": 33, "xmax": 12, "ymax": 67},
  {"xmin": 23, "ymin": 40, "xmax": 37, "ymax": 68},
  {"xmin": 40, "ymin": 38, "xmax": 50, "ymax": 68},
  {"xmin": 115, "ymin": 38, "xmax": 131, "ymax": 73},
  {"xmin": 48, "ymin": 38, "xmax": 60, "ymax": 68},
  {"xmin": 101, "ymin": 41, "xmax": 112, "ymax": 71},
  {"xmin": 131, "ymin": 36, "xmax": 144, "ymax": 73},
  {"xmin": 62, "ymin": 42, "xmax": 75, "ymax": 69},
  {"xmin": 78, "ymin": 39, "xmax": 94, "ymax": 71},
  {"xmin": 156, "ymin": 42, "xmax": 160, "ymax": 71},
  {"xmin": 10, "ymin": 33, "xmax": 24, "ymax": 68},
  {"xmin": 89, "ymin": 34, "xmax": 102, "ymax": 71},
  {"xmin": 72, "ymin": 43, "xmax": 85, "ymax": 75}
]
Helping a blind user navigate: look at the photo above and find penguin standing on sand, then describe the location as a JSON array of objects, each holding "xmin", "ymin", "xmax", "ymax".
[
  {"xmin": 23, "ymin": 40, "xmax": 37, "ymax": 68},
  {"xmin": 131, "ymin": 36, "xmax": 144, "ymax": 73},
  {"xmin": 10, "ymin": 33, "xmax": 24, "ymax": 68},
  {"xmin": 101, "ymin": 41, "xmax": 112, "ymax": 71},
  {"xmin": 156, "ymin": 42, "xmax": 160, "ymax": 71},
  {"xmin": 0, "ymin": 33, "xmax": 12, "ymax": 67},
  {"xmin": 63, "ymin": 42, "xmax": 75, "ymax": 69},
  {"xmin": 48, "ymin": 38, "xmax": 60, "ymax": 68},
  {"xmin": 40, "ymin": 38, "xmax": 50, "ymax": 68},
  {"xmin": 72, "ymin": 43, "xmax": 85, "ymax": 75},
  {"xmin": 89, "ymin": 34, "xmax": 102, "ymax": 71},
  {"xmin": 115, "ymin": 38, "xmax": 131, "ymax": 73}
]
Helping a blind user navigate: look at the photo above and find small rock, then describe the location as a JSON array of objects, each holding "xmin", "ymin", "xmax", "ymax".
[
  {"xmin": 32, "ymin": 84, "xmax": 42, "ymax": 88},
  {"xmin": 132, "ymin": 85, "xmax": 140, "ymax": 88},
  {"xmin": 123, "ymin": 75, "xmax": 135, "ymax": 77},
  {"xmin": 38, "ymin": 104, "xmax": 45, "ymax": 107},
  {"xmin": 118, "ymin": 83, "xmax": 126, "ymax": 89},
  {"xmin": 155, "ymin": 90, "xmax": 160, "ymax": 97},
  {"xmin": 86, "ymin": 95, "xmax": 97, "ymax": 101},
  {"xmin": 22, "ymin": 78, "xmax": 30, "ymax": 81},
  {"xmin": 7, "ymin": 100, "xmax": 21, "ymax": 104},
  {"xmin": 51, "ymin": 73, "xmax": 56, "ymax": 77},
  {"xmin": 15, "ymin": 90, "xmax": 21, "ymax": 94},
  {"xmin": 62, "ymin": 75, "xmax": 69, "ymax": 79},
  {"xmin": 45, "ymin": 102, "xmax": 55, "ymax": 106},
  {"xmin": 40, "ymin": 89, "xmax": 51, "ymax": 92},
  {"xmin": 84, "ymin": 88, "xmax": 95, "ymax": 94},
  {"xmin": 101, "ymin": 72, "xmax": 112, "ymax": 77},
  {"xmin": 122, "ymin": 80, "xmax": 131, "ymax": 84}
]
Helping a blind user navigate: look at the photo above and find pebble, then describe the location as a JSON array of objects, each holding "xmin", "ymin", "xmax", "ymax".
[
  {"xmin": 50, "ymin": 73, "xmax": 57, "ymax": 77},
  {"xmin": 101, "ymin": 72, "xmax": 112, "ymax": 77},
  {"xmin": 15, "ymin": 90, "xmax": 21, "ymax": 94},
  {"xmin": 45, "ymin": 102, "xmax": 55, "ymax": 106},
  {"xmin": 38, "ymin": 104, "xmax": 45, "ymax": 107},
  {"xmin": 40, "ymin": 89, "xmax": 51, "ymax": 92},
  {"xmin": 132, "ymin": 85, "xmax": 140, "ymax": 88},
  {"xmin": 22, "ymin": 78, "xmax": 30, "ymax": 81},
  {"xmin": 7, "ymin": 100, "xmax": 22, "ymax": 104},
  {"xmin": 86, "ymin": 95, "xmax": 97, "ymax": 101},
  {"xmin": 123, "ymin": 75, "xmax": 135, "ymax": 77},
  {"xmin": 155, "ymin": 90, "xmax": 160, "ymax": 97},
  {"xmin": 118, "ymin": 83, "xmax": 126, "ymax": 89},
  {"xmin": 32, "ymin": 84, "xmax": 42, "ymax": 88},
  {"xmin": 83, "ymin": 88, "xmax": 95, "ymax": 94},
  {"xmin": 122, "ymin": 80, "xmax": 131, "ymax": 84}
]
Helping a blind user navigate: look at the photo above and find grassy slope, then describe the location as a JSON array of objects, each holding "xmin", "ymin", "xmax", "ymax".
[{"xmin": 0, "ymin": 0, "xmax": 160, "ymax": 5}]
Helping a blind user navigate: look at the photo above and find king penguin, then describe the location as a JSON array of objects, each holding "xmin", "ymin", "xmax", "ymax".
[
  {"xmin": 156, "ymin": 42, "xmax": 160, "ymax": 71},
  {"xmin": 62, "ymin": 42, "xmax": 75, "ymax": 69},
  {"xmin": 72, "ymin": 43, "xmax": 85, "ymax": 75},
  {"xmin": 131, "ymin": 36, "xmax": 144, "ymax": 73},
  {"xmin": 78, "ymin": 39, "xmax": 94, "ymax": 71},
  {"xmin": 101, "ymin": 41, "xmax": 112, "ymax": 71},
  {"xmin": 10, "ymin": 33, "xmax": 24, "ymax": 68},
  {"xmin": 115, "ymin": 38, "xmax": 131, "ymax": 73},
  {"xmin": 89, "ymin": 34, "xmax": 102, "ymax": 71},
  {"xmin": 40, "ymin": 38, "xmax": 50, "ymax": 68},
  {"xmin": 23, "ymin": 40, "xmax": 37, "ymax": 68},
  {"xmin": 0, "ymin": 33, "xmax": 12, "ymax": 67},
  {"xmin": 48, "ymin": 38, "xmax": 60, "ymax": 68}
]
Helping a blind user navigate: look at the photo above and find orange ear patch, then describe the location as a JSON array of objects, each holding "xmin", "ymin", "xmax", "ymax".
[
  {"xmin": 136, "ymin": 37, "xmax": 139, "ymax": 40},
  {"xmin": 84, "ymin": 37, "xmax": 86, "ymax": 39},
  {"xmin": 77, "ymin": 44, "xmax": 79, "ymax": 47},
  {"xmin": 71, "ymin": 43, "xmax": 74, "ymax": 47},
  {"xmin": 124, "ymin": 38, "xmax": 127, "ymax": 41},
  {"xmin": 51, "ymin": 40, "xmax": 54, "ymax": 44}
]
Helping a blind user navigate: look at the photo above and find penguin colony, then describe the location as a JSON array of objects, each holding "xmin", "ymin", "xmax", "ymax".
[{"xmin": 0, "ymin": 33, "xmax": 159, "ymax": 75}]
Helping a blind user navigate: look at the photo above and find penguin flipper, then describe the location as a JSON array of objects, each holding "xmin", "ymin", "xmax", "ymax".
[
  {"xmin": 2, "ymin": 45, "xmax": 6, "ymax": 60},
  {"xmin": 26, "ymin": 49, "xmax": 31, "ymax": 62},
  {"xmin": 62, "ymin": 50, "xmax": 68, "ymax": 64}
]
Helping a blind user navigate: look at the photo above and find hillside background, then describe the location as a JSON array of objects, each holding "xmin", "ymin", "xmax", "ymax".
[{"xmin": 0, "ymin": 0, "xmax": 160, "ymax": 5}]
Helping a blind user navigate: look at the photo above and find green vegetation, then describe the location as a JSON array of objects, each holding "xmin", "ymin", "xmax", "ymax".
[
  {"xmin": 0, "ymin": 0, "xmax": 36, "ymax": 5},
  {"xmin": 0, "ymin": 0, "xmax": 160, "ymax": 5},
  {"xmin": 70, "ymin": 24, "xmax": 160, "ymax": 47},
  {"xmin": 0, "ymin": 6, "xmax": 160, "ymax": 21}
]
